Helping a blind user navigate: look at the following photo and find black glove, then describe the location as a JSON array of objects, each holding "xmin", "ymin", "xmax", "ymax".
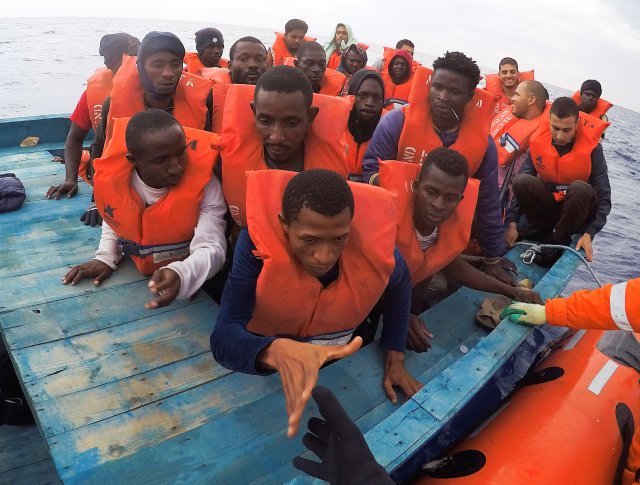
[
  {"xmin": 293, "ymin": 386, "xmax": 394, "ymax": 485},
  {"xmin": 80, "ymin": 200, "xmax": 102, "ymax": 226}
]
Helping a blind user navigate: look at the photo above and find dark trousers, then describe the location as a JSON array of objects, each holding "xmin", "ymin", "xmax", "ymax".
[{"xmin": 511, "ymin": 174, "xmax": 597, "ymax": 244}]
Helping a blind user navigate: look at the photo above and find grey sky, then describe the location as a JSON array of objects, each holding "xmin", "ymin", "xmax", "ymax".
[{"xmin": 5, "ymin": 0, "xmax": 639, "ymax": 111}]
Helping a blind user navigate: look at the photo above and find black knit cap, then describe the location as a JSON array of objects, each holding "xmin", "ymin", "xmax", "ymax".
[
  {"xmin": 195, "ymin": 28, "xmax": 224, "ymax": 56},
  {"xmin": 580, "ymin": 79, "xmax": 602, "ymax": 97}
]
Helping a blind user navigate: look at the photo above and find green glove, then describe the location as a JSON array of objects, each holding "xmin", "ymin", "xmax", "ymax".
[{"xmin": 500, "ymin": 302, "xmax": 547, "ymax": 325}]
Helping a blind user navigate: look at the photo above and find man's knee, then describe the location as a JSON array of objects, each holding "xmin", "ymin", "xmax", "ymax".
[
  {"xmin": 511, "ymin": 173, "xmax": 537, "ymax": 196},
  {"xmin": 566, "ymin": 180, "xmax": 596, "ymax": 203}
]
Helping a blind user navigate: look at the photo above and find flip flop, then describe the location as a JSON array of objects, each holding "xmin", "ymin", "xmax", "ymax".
[{"xmin": 475, "ymin": 295, "xmax": 514, "ymax": 330}]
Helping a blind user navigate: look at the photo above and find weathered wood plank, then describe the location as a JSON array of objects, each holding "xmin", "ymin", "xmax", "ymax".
[
  {"xmin": 0, "ymin": 459, "xmax": 61, "ymax": 485},
  {"xmin": 0, "ymin": 424, "xmax": 52, "ymax": 473}
]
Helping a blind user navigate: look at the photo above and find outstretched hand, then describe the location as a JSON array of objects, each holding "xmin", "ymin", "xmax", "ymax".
[
  {"xmin": 293, "ymin": 386, "xmax": 393, "ymax": 485},
  {"xmin": 46, "ymin": 181, "xmax": 78, "ymax": 199},
  {"xmin": 406, "ymin": 314, "xmax": 433, "ymax": 353},
  {"xmin": 575, "ymin": 233, "xmax": 593, "ymax": 262},
  {"xmin": 383, "ymin": 350, "xmax": 423, "ymax": 405},
  {"xmin": 258, "ymin": 337, "xmax": 363, "ymax": 437},
  {"xmin": 145, "ymin": 268, "xmax": 181, "ymax": 309},
  {"xmin": 62, "ymin": 259, "xmax": 113, "ymax": 286},
  {"xmin": 500, "ymin": 302, "xmax": 547, "ymax": 325}
]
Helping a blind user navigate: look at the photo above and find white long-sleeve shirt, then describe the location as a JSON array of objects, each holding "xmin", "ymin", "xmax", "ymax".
[{"xmin": 94, "ymin": 170, "xmax": 227, "ymax": 300}]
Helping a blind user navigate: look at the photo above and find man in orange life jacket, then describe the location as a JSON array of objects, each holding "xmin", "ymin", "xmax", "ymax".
[
  {"xmin": 219, "ymin": 65, "xmax": 352, "ymax": 228},
  {"xmin": 345, "ymin": 69, "xmax": 384, "ymax": 180},
  {"xmin": 268, "ymin": 18, "xmax": 309, "ymax": 67},
  {"xmin": 183, "ymin": 27, "xmax": 227, "ymax": 74},
  {"xmin": 62, "ymin": 109, "xmax": 227, "ymax": 308},
  {"xmin": 574, "ymin": 79, "xmax": 611, "ymax": 121},
  {"xmin": 381, "ymin": 49, "xmax": 414, "ymax": 110},
  {"xmin": 380, "ymin": 148, "xmax": 542, "ymax": 352},
  {"xmin": 491, "ymin": 80, "xmax": 548, "ymax": 188},
  {"xmin": 45, "ymin": 33, "xmax": 139, "ymax": 200},
  {"xmin": 363, "ymin": 51, "xmax": 513, "ymax": 286},
  {"xmin": 506, "ymin": 97, "xmax": 611, "ymax": 266},
  {"xmin": 485, "ymin": 57, "xmax": 534, "ymax": 113},
  {"xmin": 211, "ymin": 168, "xmax": 422, "ymax": 438},
  {"xmin": 336, "ymin": 43, "xmax": 368, "ymax": 96},
  {"xmin": 83, "ymin": 31, "xmax": 214, "ymax": 226},
  {"xmin": 294, "ymin": 41, "xmax": 346, "ymax": 96},
  {"xmin": 503, "ymin": 279, "xmax": 640, "ymax": 485},
  {"xmin": 372, "ymin": 39, "xmax": 416, "ymax": 71}
]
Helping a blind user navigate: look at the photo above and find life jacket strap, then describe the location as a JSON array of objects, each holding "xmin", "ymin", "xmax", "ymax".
[{"xmin": 117, "ymin": 238, "xmax": 191, "ymax": 257}]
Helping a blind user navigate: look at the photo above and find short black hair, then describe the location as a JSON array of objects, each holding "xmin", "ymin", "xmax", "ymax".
[
  {"xmin": 499, "ymin": 57, "xmax": 519, "ymax": 70},
  {"xmin": 285, "ymin": 19, "xmax": 308, "ymax": 34},
  {"xmin": 419, "ymin": 147, "xmax": 469, "ymax": 184},
  {"xmin": 229, "ymin": 36, "xmax": 266, "ymax": 61},
  {"xmin": 297, "ymin": 41, "xmax": 325, "ymax": 61},
  {"xmin": 255, "ymin": 65, "xmax": 313, "ymax": 108},
  {"xmin": 550, "ymin": 97, "xmax": 579, "ymax": 120},
  {"xmin": 125, "ymin": 108, "xmax": 182, "ymax": 157},
  {"xmin": 521, "ymin": 80, "xmax": 549, "ymax": 112},
  {"xmin": 396, "ymin": 39, "xmax": 414, "ymax": 49},
  {"xmin": 432, "ymin": 51, "xmax": 481, "ymax": 93},
  {"xmin": 282, "ymin": 169, "xmax": 354, "ymax": 223}
]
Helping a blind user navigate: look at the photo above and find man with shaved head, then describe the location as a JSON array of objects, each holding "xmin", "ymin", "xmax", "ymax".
[{"xmin": 294, "ymin": 41, "xmax": 346, "ymax": 96}]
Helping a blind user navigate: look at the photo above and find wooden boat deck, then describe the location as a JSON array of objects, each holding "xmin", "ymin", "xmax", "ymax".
[{"xmin": 0, "ymin": 115, "xmax": 582, "ymax": 484}]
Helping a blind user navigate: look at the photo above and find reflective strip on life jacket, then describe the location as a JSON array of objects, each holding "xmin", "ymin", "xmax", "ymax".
[{"xmin": 610, "ymin": 281, "xmax": 633, "ymax": 332}]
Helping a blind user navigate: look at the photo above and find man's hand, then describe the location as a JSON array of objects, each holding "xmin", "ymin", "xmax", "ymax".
[
  {"xmin": 508, "ymin": 287, "xmax": 544, "ymax": 304},
  {"xmin": 62, "ymin": 260, "xmax": 113, "ymax": 286},
  {"xmin": 483, "ymin": 257, "xmax": 517, "ymax": 286},
  {"xmin": 506, "ymin": 222, "xmax": 518, "ymax": 247},
  {"xmin": 258, "ymin": 337, "xmax": 363, "ymax": 437},
  {"xmin": 383, "ymin": 350, "xmax": 423, "ymax": 404},
  {"xmin": 80, "ymin": 201, "xmax": 102, "ymax": 226},
  {"xmin": 51, "ymin": 155, "xmax": 65, "ymax": 164},
  {"xmin": 500, "ymin": 302, "xmax": 547, "ymax": 325},
  {"xmin": 406, "ymin": 314, "xmax": 433, "ymax": 353},
  {"xmin": 575, "ymin": 233, "xmax": 593, "ymax": 262},
  {"xmin": 145, "ymin": 268, "xmax": 181, "ymax": 309},
  {"xmin": 293, "ymin": 386, "xmax": 393, "ymax": 485},
  {"xmin": 46, "ymin": 182, "xmax": 78, "ymax": 200}
]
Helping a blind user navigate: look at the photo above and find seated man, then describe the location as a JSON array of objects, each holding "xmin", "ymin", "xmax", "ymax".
[
  {"xmin": 506, "ymin": 97, "xmax": 611, "ymax": 266},
  {"xmin": 345, "ymin": 69, "xmax": 385, "ymax": 179},
  {"xmin": 293, "ymin": 41, "xmax": 346, "ymax": 96},
  {"xmin": 380, "ymin": 148, "xmax": 541, "ymax": 351},
  {"xmin": 484, "ymin": 57, "xmax": 534, "ymax": 114},
  {"xmin": 211, "ymin": 168, "xmax": 422, "ymax": 437},
  {"xmin": 490, "ymin": 80, "xmax": 549, "ymax": 189},
  {"xmin": 184, "ymin": 28, "xmax": 228, "ymax": 75},
  {"xmin": 220, "ymin": 65, "xmax": 352, "ymax": 227},
  {"xmin": 572, "ymin": 79, "xmax": 613, "ymax": 126},
  {"xmin": 372, "ymin": 39, "xmax": 418, "ymax": 71},
  {"xmin": 268, "ymin": 18, "xmax": 313, "ymax": 66},
  {"xmin": 381, "ymin": 49, "xmax": 414, "ymax": 110},
  {"xmin": 63, "ymin": 109, "xmax": 227, "ymax": 308},
  {"xmin": 201, "ymin": 36, "xmax": 269, "ymax": 133},
  {"xmin": 363, "ymin": 52, "xmax": 513, "ymax": 285},
  {"xmin": 323, "ymin": 23, "xmax": 361, "ymax": 70},
  {"xmin": 46, "ymin": 33, "xmax": 139, "ymax": 200},
  {"xmin": 336, "ymin": 43, "xmax": 368, "ymax": 95},
  {"xmin": 84, "ymin": 31, "xmax": 214, "ymax": 226}
]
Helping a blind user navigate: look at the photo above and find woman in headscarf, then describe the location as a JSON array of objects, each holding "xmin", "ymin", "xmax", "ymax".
[
  {"xmin": 323, "ymin": 23, "xmax": 357, "ymax": 70},
  {"xmin": 337, "ymin": 43, "xmax": 368, "ymax": 96}
]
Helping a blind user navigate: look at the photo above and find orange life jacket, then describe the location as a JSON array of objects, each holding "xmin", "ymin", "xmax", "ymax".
[
  {"xmin": 485, "ymin": 69, "xmax": 535, "ymax": 113},
  {"xmin": 86, "ymin": 67, "xmax": 114, "ymax": 132},
  {"xmin": 490, "ymin": 104, "xmax": 549, "ymax": 168},
  {"xmin": 93, "ymin": 117, "xmax": 220, "ymax": 275},
  {"xmin": 546, "ymin": 278, "xmax": 640, "ymax": 332},
  {"xmin": 379, "ymin": 160, "xmax": 479, "ymax": 284},
  {"xmin": 381, "ymin": 46, "xmax": 421, "ymax": 73},
  {"xmin": 530, "ymin": 112, "xmax": 609, "ymax": 199},
  {"xmin": 344, "ymin": 128, "xmax": 369, "ymax": 177},
  {"xmin": 106, "ymin": 55, "xmax": 212, "ymax": 145},
  {"xmin": 220, "ymin": 84, "xmax": 353, "ymax": 227},
  {"xmin": 327, "ymin": 51, "xmax": 341, "ymax": 70},
  {"xmin": 270, "ymin": 32, "xmax": 317, "ymax": 66},
  {"xmin": 398, "ymin": 66, "xmax": 498, "ymax": 175},
  {"xmin": 79, "ymin": 150, "xmax": 91, "ymax": 185},
  {"xmin": 381, "ymin": 67, "xmax": 415, "ymax": 111},
  {"xmin": 245, "ymin": 169, "xmax": 397, "ymax": 338},
  {"xmin": 627, "ymin": 427, "xmax": 640, "ymax": 485},
  {"xmin": 200, "ymin": 67, "xmax": 232, "ymax": 134},
  {"xmin": 184, "ymin": 51, "xmax": 229, "ymax": 75},
  {"xmin": 571, "ymin": 90, "xmax": 613, "ymax": 119}
]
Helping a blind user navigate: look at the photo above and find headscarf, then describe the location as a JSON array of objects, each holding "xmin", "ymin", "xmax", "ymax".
[
  {"xmin": 323, "ymin": 23, "xmax": 357, "ymax": 59},
  {"xmin": 136, "ymin": 32, "xmax": 186, "ymax": 100},
  {"xmin": 337, "ymin": 43, "xmax": 368, "ymax": 76},
  {"xmin": 195, "ymin": 28, "xmax": 224, "ymax": 56},
  {"xmin": 580, "ymin": 79, "xmax": 602, "ymax": 97},
  {"xmin": 387, "ymin": 49, "xmax": 413, "ymax": 84},
  {"xmin": 99, "ymin": 33, "xmax": 140, "ymax": 69},
  {"xmin": 347, "ymin": 69, "xmax": 385, "ymax": 144}
]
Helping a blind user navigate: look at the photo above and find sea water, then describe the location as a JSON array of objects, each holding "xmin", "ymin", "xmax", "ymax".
[{"xmin": 1, "ymin": 17, "xmax": 638, "ymax": 293}]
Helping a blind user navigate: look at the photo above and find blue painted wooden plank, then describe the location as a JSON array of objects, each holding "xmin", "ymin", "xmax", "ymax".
[
  {"xmin": 0, "ymin": 115, "xmax": 71, "ymax": 148},
  {"xmin": 1, "ymin": 281, "xmax": 211, "ymax": 348},
  {"xmin": 0, "ymin": 458, "xmax": 61, "ymax": 485},
  {"xmin": 13, "ymin": 299, "xmax": 217, "ymax": 403},
  {"xmin": 0, "ymin": 197, "xmax": 92, "ymax": 236},
  {"xmin": 0, "ymin": 424, "xmax": 52, "ymax": 473}
]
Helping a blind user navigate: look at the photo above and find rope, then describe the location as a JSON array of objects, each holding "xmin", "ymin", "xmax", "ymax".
[{"xmin": 514, "ymin": 241, "xmax": 603, "ymax": 288}]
